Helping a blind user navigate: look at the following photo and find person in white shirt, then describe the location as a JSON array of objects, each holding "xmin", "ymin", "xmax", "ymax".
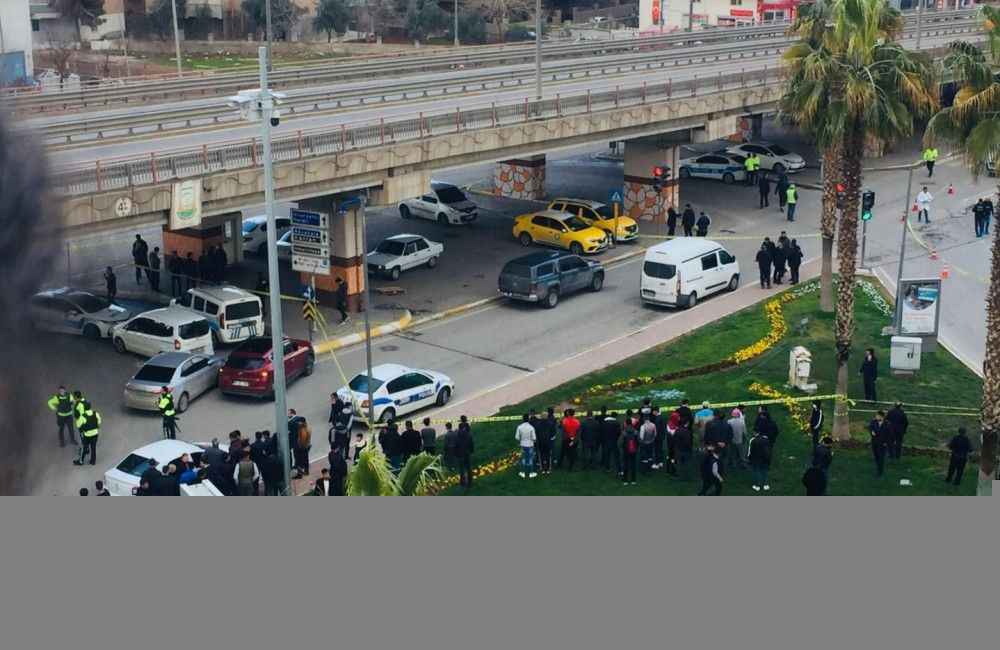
[
  {"xmin": 916, "ymin": 187, "xmax": 933, "ymax": 223},
  {"xmin": 514, "ymin": 414, "xmax": 537, "ymax": 478}
]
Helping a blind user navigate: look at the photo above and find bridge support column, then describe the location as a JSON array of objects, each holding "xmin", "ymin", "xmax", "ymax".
[
  {"xmin": 623, "ymin": 137, "xmax": 679, "ymax": 223},
  {"xmin": 298, "ymin": 196, "xmax": 366, "ymax": 312},
  {"xmin": 494, "ymin": 155, "xmax": 546, "ymax": 200}
]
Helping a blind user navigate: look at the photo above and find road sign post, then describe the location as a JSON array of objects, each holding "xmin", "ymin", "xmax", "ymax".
[
  {"xmin": 291, "ymin": 209, "xmax": 332, "ymax": 276},
  {"xmin": 608, "ymin": 189, "xmax": 623, "ymax": 248}
]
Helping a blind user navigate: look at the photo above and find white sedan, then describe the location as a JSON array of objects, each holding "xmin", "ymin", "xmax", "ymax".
[
  {"xmin": 678, "ymin": 153, "xmax": 747, "ymax": 184},
  {"xmin": 30, "ymin": 288, "xmax": 131, "ymax": 338},
  {"xmin": 725, "ymin": 142, "xmax": 807, "ymax": 174},
  {"xmin": 104, "ymin": 440, "xmax": 217, "ymax": 495},
  {"xmin": 337, "ymin": 363, "xmax": 454, "ymax": 424},
  {"xmin": 366, "ymin": 234, "xmax": 444, "ymax": 280}
]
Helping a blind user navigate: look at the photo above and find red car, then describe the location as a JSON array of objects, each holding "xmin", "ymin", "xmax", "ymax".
[{"xmin": 219, "ymin": 337, "xmax": 315, "ymax": 399}]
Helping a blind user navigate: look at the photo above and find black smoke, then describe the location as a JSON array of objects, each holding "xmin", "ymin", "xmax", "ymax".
[{"xmin": 0, "ymin": 116, "xmax": 59, "ymax": 494}]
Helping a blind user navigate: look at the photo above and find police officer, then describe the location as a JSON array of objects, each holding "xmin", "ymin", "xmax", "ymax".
[
  {"xmin": 923, "ymin": 146, "xmax": 938, "ymax": 177},
  {"xmin": 785, "ymin": 183, "xmax": 798, "ymax": 222},
  {"xmin": 47, "ymin": 385, "xmax": 78, "ymax": 448},
  {"xmin": 73, "ymin": 401, "xmax": 101, "ymax": 466},
  {"xmin": 158, "ymin": 386, "xmax": 177, "ymax": 440},
  {"xmin": 71, "ymin": 390, "xmax": 87, "ymax": 420}
]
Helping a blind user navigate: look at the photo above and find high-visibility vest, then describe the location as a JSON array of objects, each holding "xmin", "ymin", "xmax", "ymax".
[
  {"xmin": 73, "ymin": 395, "xmax": 87, "ymax": 418},
  {"xmin": 787, "ymin": 187, "xmax": 798, "ymax": 204},
  {"xmin": 48, "ymin": 393, "xmax": 74, "ymax": 417},
  {"xmin": 77, "ymin": 409, "xmax": 101, "ymax": 437},
  {"xmin": 158, "ymin": 394, "xmax": 176, "ymax": 418},
  {"xmin": 923, "ymin": 148, "xmax": 938, "ymax": 162}
]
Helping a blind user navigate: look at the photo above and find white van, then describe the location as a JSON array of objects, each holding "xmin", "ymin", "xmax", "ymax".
[
  {"xmin": 640, "ymin": 238, "xmax": 740, "ymax": 308},
  {"xmin": 112, "ymin": 306, "xmax": 214, "ymax": 357},
  {"xmin": 175, "ymin": 285, "xmax": 263, "ymax": 344}
]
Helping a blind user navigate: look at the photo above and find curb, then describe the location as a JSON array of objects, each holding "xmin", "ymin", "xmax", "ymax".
[{"xmin": 313, "ymin": 310, "xmax": 413, "ymax": 354}]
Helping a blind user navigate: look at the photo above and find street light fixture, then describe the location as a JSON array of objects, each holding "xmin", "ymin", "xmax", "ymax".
[{"xmin": 226, "ymin": 48, "xmax": 291, "ymax": 493}]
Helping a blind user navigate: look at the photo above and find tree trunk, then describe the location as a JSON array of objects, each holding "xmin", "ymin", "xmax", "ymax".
[
  {"xmin": 832, "ymin": 131, "xmax": 863, "ymax": 441},
  {"xmin": 820, "ymin": 147, "xmax": 842, "ymax": 313},
  {"xmin": 979, "ymin": 222, "xmax": 1000, "ymax": 493}
]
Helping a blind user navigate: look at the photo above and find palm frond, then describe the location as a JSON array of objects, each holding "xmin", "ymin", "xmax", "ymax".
[
  {"xmin": 965, "ymin": 117, "xmax": 1000, "ymax": 173},
  {"xmin": 395, "ymin": 452, "xmax": 443, "ymax": 496},
  {"xmin": 346, "ymin": 447, "xmax": 397, "ymax": 495},
  {"xmin": 952, "ymin": 82, "xmax": 1000, "ymax": 121}
]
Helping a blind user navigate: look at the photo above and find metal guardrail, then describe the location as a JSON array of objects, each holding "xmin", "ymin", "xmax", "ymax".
[{"xmin": 10, "ymin": 7, "xmax": 977, "ymax": 114}]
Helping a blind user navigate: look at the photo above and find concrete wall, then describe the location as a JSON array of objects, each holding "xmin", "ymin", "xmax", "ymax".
[{"xmin": 1, "ymin": 0, "xmax": 34, "ymax": 83}]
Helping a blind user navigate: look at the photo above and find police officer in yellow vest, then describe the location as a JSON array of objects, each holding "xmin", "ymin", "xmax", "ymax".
[
  {"xmin": 159, "ymin": 386, "xmax": 177, "ymax": 440},
  {"xmin": 73, "ymin": 401, "xmax": 101, "ymax": 466},
  {"xmin": 47, "ymin": 385, "xmax": 78, "ymax": 448},
  {"xmin": 786, "ymin": 183, "xmax": 798, "ymax": 222},
  {"xmin": 923, "ymin": 146, "xmax": 938, "ymax": 178},
  {"xmin": 744, "ymin": 154, "xmax": 759, "ymax": 186}
]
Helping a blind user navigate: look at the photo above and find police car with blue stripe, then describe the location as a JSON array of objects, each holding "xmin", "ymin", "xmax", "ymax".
[
  {"xmin": 337, "ymin": 363, "xmax": 455, "ymax": 424},
  {"xmin": 678, "ymin": 153, "xmax": 747, "ymax": 184}
]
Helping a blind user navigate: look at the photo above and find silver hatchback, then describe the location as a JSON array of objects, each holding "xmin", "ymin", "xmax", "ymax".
[{"xmin": 124, "ymin": 352, "xmax": 223, "ymax": 412}]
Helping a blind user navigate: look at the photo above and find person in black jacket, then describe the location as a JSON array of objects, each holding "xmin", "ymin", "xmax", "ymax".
[
  {"xmin": 697, "ymin": 447, "xmax": 724, "ymax": 495},
  {"xmin": 802, "ymin": 462, "xmax": 828, "ymax": 495},
  {"xmin": 885, "ymin": 402, "xmax": 909, "ymax": 460},
  {"xmin": 945, "ymin": 427, "xmax": 973, "ymax": 486},
  {"xmin": 755, "ymin": 406, "xmax": 779, "ymax": 452},
  {"xmin": 667, "ymin": 206, "xmax": 679, "ymax": 237},
  {"xmin": 809, "ymin": 401, "xmax": 824, "ymax": 450},
  {"xmin": 869, "ymin": 411, "xmax": 890, "ymax": 477},
  {"xmin": 813, "ymin": 436, "xmax": 834, "ymax": 478},
  {"xmin": 772, "ymin": 240, "xmax": 787, "ymax": 285},
  {"xmin": 580, "ymin": 411, "xmax": 601, "ymax": 469},
  {"xmin": 755, "ymin": 242, "xmax": 772, "ymax": 289},
  {"xmin": 703, "ymin": 411, "xmax": 732, "ymax": 467},
  {"xmin": 401, "ymin": 420, "xmax": 424, "ymax": 464},
  {"xmin": 328, "ymin": 447, "xmax": 348, "ymax": 495},
  {"xmin": 681, "ymin": 204, "xmax": 696, "ymax": 237},
  {"xmin": 674, "ymin": 422, "xmax": 693, "ymax": 480},
  {"xmin": 860, "ymin": 348, "xmax": 878, "ymax": 401},
  {"xmin": 775, "ymin": 172, "xmax": 790, "ymax": 213},
  {"xmin": 787, "ymin": 239, "xmax": 803, "ymax": 284},
  {"xmin": 379, "ymin": 421, "xmax": 402, "ymax": 471},
  {"xmin": 454, "ymin": 417, "xmax": 474, "ymax": 490},
  {"xmin": 758, "ymin": 172, "xmax": 771, "ymax": 209},
  {"xmin": 747, "ymin": 431, "xmax": 771, "ymax": 491},
  {"xmin": 601, "ymin": 411, "xmax": 622, "ymax": 475},
  {"xmin": 696, "ymin": 211, "xmax": 711, "ymax": 237}
]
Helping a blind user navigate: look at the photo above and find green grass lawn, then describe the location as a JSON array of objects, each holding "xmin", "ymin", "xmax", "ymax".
[{"xmin": 442, "ymin": 280, "xmax": 980, "ymax": 495}]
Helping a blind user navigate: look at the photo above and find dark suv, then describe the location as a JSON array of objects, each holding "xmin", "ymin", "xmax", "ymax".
[{"xmin": 498, "ymin": 251, "xmax": 605, "ymax": 309}]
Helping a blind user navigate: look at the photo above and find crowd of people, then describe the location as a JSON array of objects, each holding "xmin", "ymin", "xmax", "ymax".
[
  {"xmin": 665, "ymin": 204, "xmax": 713, "ymax": 237},
  {"xmin": 101, "ymin": 234, "xmax": 231, "ymax": 303},
  {"xmin": 754, "ymin": 231, "xmax": 804, "ymax": 288}
]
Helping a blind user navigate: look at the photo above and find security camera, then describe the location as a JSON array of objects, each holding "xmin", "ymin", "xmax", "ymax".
[{"xmin": 270, "ymin": 109, "xmax": 281, "ymax": 127}]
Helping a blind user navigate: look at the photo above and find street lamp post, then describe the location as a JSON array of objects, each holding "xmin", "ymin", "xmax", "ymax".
[
  {"xmin": 265, "ymin": 0, "xmax": 274, "ymax": 72},
  {"xmin": 916, "ymin": 0, "xmax": 924, "ymax": 50},
  {"xmin": 170, "ymin": 0, "xmax": 183, "ymax": 78},
  {"xmin": 454, "ymin": 0, "xmax": 460, "ymax": 47},
  {"xmin": 893, "ymin": 165, "xmax": 917, "ymax": 331},
  {"xmin": 359, "ymin": 194, "xmax": 376, "ymax": 428},
  {"xmin": 535, "ymin": 0, "xmax": 543, "ymax": 100}
]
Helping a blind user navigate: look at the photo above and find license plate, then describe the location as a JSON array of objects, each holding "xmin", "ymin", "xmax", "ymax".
[{"xmin": 233, "ymin": 381, "xmax": 249, "ymax": 387}]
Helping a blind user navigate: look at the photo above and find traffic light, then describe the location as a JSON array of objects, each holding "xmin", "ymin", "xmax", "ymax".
[
  {"xmin": 861, "ymin": 190, "xmax": 875, "ymax": 221},
  {"xmin": 835, "ymin": 183, "xmax": 846, "ymax": 211},
  {"xmin": 652, "ymin": 165, "xmax": 672, "ymax": 192}
]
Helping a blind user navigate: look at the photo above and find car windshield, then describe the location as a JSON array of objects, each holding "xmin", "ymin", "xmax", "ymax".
[
  {"xmin": 564, "ymin": 216, "xmax": 590, "ymax": 232},
  {"xmin": 226, "ymin": 301, "xmax": 260, "ymax": 320},
  {"xmin": 375, "ymin": 240, "xmax": 406, "ymax": 256},
  {"xmin": 348, "ymin": 374, "xmax": 384, "ymax": 393},
  {"xmin": 178, "ymin": 320, "xmax": 210, "ymax": 339},
  {"xmin": 435, "ymin": 186, "xmax": 467, "ymax": 204},
  {"xmin": 134, "ymin": 364, "xmax": 176, "ymax": 383},
  {"xmin": 595, "ymin": 205, "xmax": 615, "ymax": 219},
  {"xmin": 242, "ymin": 221, "xmax": 258, "ymax": 234},
  {"xmin": 116, "ymin": 454, "xmax": 154, "ymax": 478},
  {"xmin": 226, "ymin": 356, "xmax": 266, "ymax": 370},
  {"xmin": 501, "ymin": 263, "xmax": 532, "ymax": 278},
  {"xmin": 67, "ymin": 292, "xmax": 109, "ymax": 313},
  {"xmin": 768, "ymin": 144, "xmax": 791, "ymax": 156}
]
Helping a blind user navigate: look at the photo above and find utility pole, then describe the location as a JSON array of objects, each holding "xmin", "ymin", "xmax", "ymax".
[
  {"xmin": 454, "ymin": 0, "xmax": 460, "ymax": 47},
  {"xmin": 257, "ymin": 46, "xmax": 291, "ymax": 493},
  {"xmin": 265, "ymin": 0, "xmax": 274, "ymax": 72},
  {"xmin": 894, "ymin": 165, "xmax": 916, "ymax": 332},
  {"xmin": 170, "ymin": 0, "xmax": 183, "ymax": 77},
  {"xmin": 535, "ymin": 0, "xmax": 542, "ymax": 100},
  {"xmin": 359, "ymin": 194, "xmax": 376, "ymax": 428},
  {"xmin": 122, "ymin": 8, "xmax": 131, "ymax": 78},
  {"xmin": 688, "ymin": 0, "xmax": 695, "ymax": 32},
  {"xmin": 916, "ymin": 0, "xmax": 924, "ymax": 50}
]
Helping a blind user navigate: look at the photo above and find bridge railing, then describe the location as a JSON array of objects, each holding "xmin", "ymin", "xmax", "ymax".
[{"xmin": 53, "ymin": 65, "xmax": 786, "ymax": 197}]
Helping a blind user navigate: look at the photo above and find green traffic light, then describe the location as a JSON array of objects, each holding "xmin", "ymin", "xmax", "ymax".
[{"xmin": 862, "ymin": 210, "xmax": 872, "ymax": 221}]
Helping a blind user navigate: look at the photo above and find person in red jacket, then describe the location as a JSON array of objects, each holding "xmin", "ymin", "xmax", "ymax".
[{"xmin": 559, "ymin": 409, "xmax": 582, "ymax": 472}]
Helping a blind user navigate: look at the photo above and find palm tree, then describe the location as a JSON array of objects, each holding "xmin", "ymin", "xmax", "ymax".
[
  {"xmin": 782, "ymin": 0, "xmax": 938, "ymax": 440},
  {"xmin": 346, "ymin": 447, "xmax": 443, "ymax": 495},
  {"xmin": 925, "ymin": 6, "xmax": 1000, "ymax": 493}
]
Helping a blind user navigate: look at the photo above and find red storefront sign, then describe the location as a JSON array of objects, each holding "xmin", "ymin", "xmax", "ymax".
[
  {"xmin": 731, "ymin": 8, "xmax": 755, "ymax": 17},
  {"xmin": 757, "ymin": 0, "xmax": 801, "ymax": 19}
]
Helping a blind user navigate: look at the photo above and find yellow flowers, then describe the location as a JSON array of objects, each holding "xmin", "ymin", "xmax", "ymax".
[
  {"xmin": 728, "ymin": 292, "xmax": 796, "ymax": 364},
  {"xmin": 749, "ymin": 382, "xmax": 811, "ymax": 432},
  {"xmin": 432, "ymin": 450, "xmax": 522, "ymax": 491}
]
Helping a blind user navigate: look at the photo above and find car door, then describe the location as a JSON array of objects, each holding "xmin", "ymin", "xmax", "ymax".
[
  {"xmin": 123, "ymin": 318, "xmax": 154, "ymax": 355},
  {"xmin": 558, "ymin": 256, "xmax": 588, "ymax": 293},
  {"xmin": 412, "ymin": 238, "xmax": 431, "ymax": 266},
  {"xmin": 180, "ymin": 356, "xmax": 212, "ymax": 398},
  {"xmin": 402, "ymin": 241, "xmax": 420, "ymax": 270},
  {"xmin": 406, "ymin": 373, "xmax": 437, "ymax": 412},
  {"xmin": 700, "ymin": 252, "xmax": 725, "ymax": 295},
  {"xmin": 547, "ymin": 217, "xmax": 570, "ymax": 249},
  {"xmin": 384, "ymin": 375, "xmax": 411, "ymax": 414},
  {"xmin": 146, "ymin": 320, "xmax": 174, "ymax": 356},
  {"xmin": 529, "ymin": 216, "xmax": 551, "ymax": 245},
  {"xmin": 418, "ymin": 194, "xmax": 438, "ymax": 219}
]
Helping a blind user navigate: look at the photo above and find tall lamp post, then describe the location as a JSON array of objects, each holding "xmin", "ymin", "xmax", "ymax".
[
  {"xmin": 265, "ymin": 0, "xmax": 274, "ymax": 72},
  {"xmin": 170, "ymin": 0, "xmax": 183, "ymax": 78},
  {"xmin": 535, "ymin": 0, "xmax": 543, "ymax": 100},
  {"xmin": 454, "ymin": 0, "xmax": 460, "ymax": 47}
]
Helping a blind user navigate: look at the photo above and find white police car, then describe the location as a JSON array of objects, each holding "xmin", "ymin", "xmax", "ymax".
[
  {"xmin": 337, "ymin": 363, "xmax": 454, "ymax": 424},
  {"xmin": 678, "ymin": 153, "xmax": 747, "ymax": 184}
]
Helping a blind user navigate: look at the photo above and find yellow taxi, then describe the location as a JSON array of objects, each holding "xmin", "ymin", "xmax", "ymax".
[
  {"xmin": 548, "ymin": 198, "xmax": 639, "ymax": 243},
  {"xmin": 512, "ymin": 209, "xmax": 609, "ymax": 255}
]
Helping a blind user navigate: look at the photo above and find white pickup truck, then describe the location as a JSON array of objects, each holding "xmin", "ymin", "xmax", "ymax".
[{"xmin": 398, "ymin": 183, "xmax": 478, "ymax": 225}]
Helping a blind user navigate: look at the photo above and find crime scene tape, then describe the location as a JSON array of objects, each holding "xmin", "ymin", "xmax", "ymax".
[
  {"xmin": 639, "ymin": 232, "xmax": 822, "ymax": 241},
  {"xmin": 852, "ymin": 409, "xmax": 977, "ymax": 417},
  {"xmin": 852, "ymin": 399, "xmax": 979, "ymax": 412}
]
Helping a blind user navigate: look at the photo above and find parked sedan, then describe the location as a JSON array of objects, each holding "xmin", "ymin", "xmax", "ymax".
[
  {"xmin": 398, "ymin": 183, "xmax": 478, "ymax": 225},
  {"xmin": 124, "ymin": 352, "xmax": 223, "ymax": 413},
  {"xmin": 366, "ymin": 234, "xmax": 444, "ymax": 280},
  {"xmin": 725, "ymin": 142, "xmax": 806, "ymax": 174},
  {"xmin": 512, "ymin": 210, "xmax": 609, "ymax": 255},
  {"xmin": 112, "ymin": 306, "xmax": 214, "ymax": 358},
  {"xmin": 337, "ymin": 363, "xmax": 454, "ymax": 424},
  {"xmin": 30, "ymin": 288, "xmax": 131, "ymax": 339},
  {"xmin": 219, "ymin": 336, "xmax": 315, "ymax": 399},
  {"xmin": 103, "ymin": 440, "xmax": 212, "ymax": 496},
  {"xmin": 678, "ymin": 153, "xmax": 747, "ymax": 184}
]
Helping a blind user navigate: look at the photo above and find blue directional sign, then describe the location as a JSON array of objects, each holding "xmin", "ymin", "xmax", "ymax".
[
  {"xmin": 608, "ymin": 189, "xmax": 624, "ymax": 205},
  {"xmin": 291, "ymin": 209, "xmax": 326, "ymax": 228}
]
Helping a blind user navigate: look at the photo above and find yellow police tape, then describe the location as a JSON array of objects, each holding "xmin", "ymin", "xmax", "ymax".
[
  {"xmin": 639, "ymin": 232, "xmax": 822, "ymax": 241},
  {"xmin": 852, "ymin": 409, "xmax": 977, "ymax": 417},
  {"xmin": 853, "ymin": 399, "xmax": 979, "ymax": 412}
]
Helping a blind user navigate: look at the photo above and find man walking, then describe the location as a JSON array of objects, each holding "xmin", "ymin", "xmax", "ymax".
[
  {"xmin": 515, "ymin": 414, "xmax": 537, "ymax": 478},
  {"xmin": 132, "ymin": 234, "xmax": 149, "ymax": 285},
  {"xmin": 697, "ymin": 446, "xmax": 724, "ymax": 495},
  {"xmin": 776, "ymin": 172, "xmax": 790, "ymax": 213},
  {"xmin": 695, "ymin": 211, "xmax": 711, "ymax": 237},
  {"xmin": 983, "ymin": 197, "xmax": 993, "ymax": 235},
  {"xmin": 147, "ymin": 247, "xmax": 161, "ymax": 293},
  {"xmin": 681, "ymin": 204, "xmax": 696, "ymax": 237},
  {"xmin": 666, "ymin": 206, "xmax": 678, "ymax": 237},
  {"xmin": 916, "ymin": 186, "xmax": 933, "ymax": 223},
  {"xmin": 104, "ymin": 266, "xmax": 117, "ymax": 304},
  {"xmin": 787, "ymin": 239, "xmax": 803, "ymax": 284},
  {"xmin": 945, "ymin": 427, "xmax": 972, "ymax": 486},
  {"xmin": 785, "ymin": 183, "xmax": 798, "ymax": 222},
  {"xmin": 885, "ymin": 402, "xmax": 909, "ymax": 460},
  {"xmin": 869, "ymin": 410, "xmax": 890, "ymax": 477},
  {"xmin": 758, "ymin": 172, "xmax": 771, "ymax": 209},
  {"xmin": 747, "ymin": 429, "xmax": 771, "ymax": 492},
  {"xmin": 922, "ymin": 145, "xmax": 938, "ymax": 177},
  {"xmin": 47, "ymin": 385, "xmax": 78, "ymax": 448},
  {"xmin": 756, "ymin": 242, "xmax": 772, "ymax": 289},
  {"xmin": 73, "ymin": 401, "xmax": 101, "ymax": 466}
]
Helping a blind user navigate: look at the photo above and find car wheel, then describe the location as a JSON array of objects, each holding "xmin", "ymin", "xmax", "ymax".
[
  {"xmin": 389, "ymin": 267, "xmax": 401, "ymax": 281},
  {"xmin": 722, "ymin": 172, "xmax": 735, "ymax": 184},
  {"xmin": 591, "ymin": 273, "xmax": 604, "ymax": 292},
  {"xmin": 687, "ymin": 292, "xmax": 698, "ymax": 309},
  {"xmin": 437, "ymin": 213, "xmax": 449, "ymax": 226},
  {"xmin": 177, "ymin": 392, "xmax": 190, "ymax": 414},
  {"xmin": 679, "ymin": 167, "xmax": 692, "ymax": 179},
  {"xmin": 772, "ymin": 163, "xmax": 785, "ymax": 174},
  {"xmin": 427, "ymin": 256, "xmax": 438, "ymax": 269},
  {"xmin": 379, "ymin": 407, "xmax": 396, "ymax": 424},
  {"xmin": 570, "ymin": 242, "xmax": 584, "ymax": 256},
  {"xmin": 518, "ymin": 232, "xmax": 533, "ymax": 247},
  {"xmin": 728, "ymin": 274, "xmax": 740, "ymax": 291},
  {"xmin": 436, "ymin": 387, "xmax": 451, "ymax": 406},
  {"xmin": 399, "ymin": 205, "xmax": 411, "ymax": 219},
  {"xmin": 304, "ymin": 353, "xmax": 315, "ymax": 376},
  {"xmin": 82, "ymin": 324, "xmax": 101, "ymax": 340},
  {"xmin": 544, "ymin": 289, "xmax": 560, "ymax": 309},
  {"xmin": 113, "ymin": 337, "xmax": 127, "ymax": 353}
]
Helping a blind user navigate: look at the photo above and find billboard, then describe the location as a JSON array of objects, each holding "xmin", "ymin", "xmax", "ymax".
[
  {"xmin": 170, "ymin": 179, "xmax": 203, "ymax": 230},
  {"xmin": 899, "ymin": 278, "xmax": 941, "ymax": 337}
]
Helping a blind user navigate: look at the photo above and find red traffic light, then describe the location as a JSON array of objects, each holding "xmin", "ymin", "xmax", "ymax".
[
  {"xmin": 836, "ymin": 183, "xmax": 845, "ymax": 193},
  {"xmin": 653, "ymin": 166, "xmax": 664, "ymax": 177}
]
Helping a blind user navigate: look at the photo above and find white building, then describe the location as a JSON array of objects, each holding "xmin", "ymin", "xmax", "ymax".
[
  {"xmin": 638, "ymin": 0, "xmax": 802, "ymax": 33},
  {"xmin": 1, "ymin": 0, "xmax": 34, "ymax": 85}
]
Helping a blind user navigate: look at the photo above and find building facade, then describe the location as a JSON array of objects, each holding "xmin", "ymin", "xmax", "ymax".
[
  {"xmin": 639, "ymin": 0, "xmax": 803, "ymax": 33},
  {"xmin": 1, "ymin": 0, "xmax": 34, "ymax": 85}
]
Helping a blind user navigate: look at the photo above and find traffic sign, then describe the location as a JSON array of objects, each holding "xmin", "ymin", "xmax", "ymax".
[
  {"xmin": 292, "ymin": 254, "xmax": 330, "ymax": 275},
  {"xmin": 291, "ymin": 209, "xmax": 328, "ymax": 229},
  {"xmin": 290, "ymin": 209, "xmax": 331, "ymax": 275},
  {"xmin": 302, "ymin": 300, "xmax": 326, "ymax": 325},
  {"xmin": 291, "ymin": 227, "xmax": 329, "ymax": 245},
  {"xmin": 608, "ymin": 189, "xmax": 624, "ymax": 205}
]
